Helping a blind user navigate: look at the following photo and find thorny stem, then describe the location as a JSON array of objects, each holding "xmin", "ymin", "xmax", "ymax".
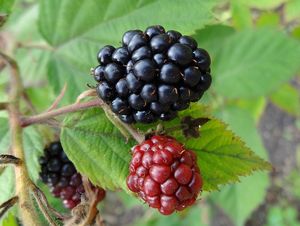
[
  {"xmin": 31, "ymin": 186, "xmax": 59, "ymax": 226},
  {"xmin": 0, "ymin": 51, "xmax": 40, "ymax": 225},
  {"xmin": 0, "ymin": 154, "xmax": 21, "ymax": 165},
  {"xmin": 31, "ymin": 184, "xmax": 65, "ymax": 220},
  {"xmin": 0, "ymin": 196, "xmax": 19, "ymax": 219}
]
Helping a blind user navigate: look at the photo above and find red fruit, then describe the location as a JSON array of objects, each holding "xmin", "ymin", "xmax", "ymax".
[
  {"xmin": 174, "ymin": 164, "xmax": 193, "ymax": 185},
  {"xmin": 149, "ymin": 165, "xmax": 171, "ymax": 183},
  {"xmin": 60, "ymin": 186, "xmax": 75, "ymax": 200},
  {"xmin": 63, "ymin": 199, "xmax": 77, "ymax": 209},
  {"xmin": 161, "ymin": 178, "xmax": 178, "ymax": 195},
  {"xmin": 126, "ymin": 135, "xmax": 203, "ymax": 215},
  {"xmin": 144, "ymin": 176, "xmax": 160, "ymax": 196}
]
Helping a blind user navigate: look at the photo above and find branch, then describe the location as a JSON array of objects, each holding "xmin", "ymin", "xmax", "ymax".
[
  {"xmin": 20, "ymin": 98, "xmax": 103, "ymax": 127},
  {"xmin": 31, "ymin": 184, "xmax": 65, "ymax": 220},
  {"xmin": 31, "ymin": 186, "xmax": 59, "ymax": 226},
  {"xmin": 0, "ymin": 154, "xmax": 21, "ymax": 166},
  {"xmin": 46, "ymin": 83, "xmax": 67, "ymax": 112},
  {"xmin": 0, "ymin": 196, "xmax": 18, "ymax": 219},
  {"xmin": 0, "ymin": 51, "xmax": 41, "ymax": 226}
]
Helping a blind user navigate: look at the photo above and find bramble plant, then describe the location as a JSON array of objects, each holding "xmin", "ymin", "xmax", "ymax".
[{"xmin": 1, "ymin": 0, "xmax": 300, "ymax": 226}]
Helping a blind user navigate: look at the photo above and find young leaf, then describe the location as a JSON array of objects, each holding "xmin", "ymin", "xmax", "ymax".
[{"xmin": 60, "ymin": 108, "xmax": 135, "ymax": 191}]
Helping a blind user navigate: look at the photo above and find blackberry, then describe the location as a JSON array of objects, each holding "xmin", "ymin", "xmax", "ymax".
[
  {"xmin": 93, "ymin": 25, "xmax": 212, "ymax": 124},
  {"xmin": 127, "ymin": 136, "xmax": 203, "ymax": 215},
  {"xmin": 97, "ymin": 45, "xmax": 115, "ymax": 65},
  {"xmin": 39, "ymin": 141, "xmax": 105, "ymax": 209}
]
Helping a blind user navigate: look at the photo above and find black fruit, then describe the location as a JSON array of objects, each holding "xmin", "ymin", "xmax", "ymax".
[
  {"xmin": 133, "ymin": 59, "xmax": 157, "ymax": 82},
  {"xmin": 145, "ymin": 25, "xmax": 165, "ymax": 38},
  {"xmin": 97, "ymin": 45, "xmax": 115, "ymax": 65},
  {"xmin": 93, "ymin": 25, "xmax": 212, "ymax": 124},
  {"xmin": 39, "ymin": 141, "xmax": 106, "ymax": 209},
  {"xmin": 167, "ymin": 43, "xmax": 193, "ymax": 66}
]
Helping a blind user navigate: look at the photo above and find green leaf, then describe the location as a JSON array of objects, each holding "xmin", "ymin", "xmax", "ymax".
[
  {"xmin": 1, "ymin": 212, "xmax": 19, "ymax": 226},
  {"xmin": 185, "ymin": 118, "xmax": 270, "ymax": 191},
  {"xmin": 0, "ymin": 118, "xmax": 15, "ymax": 224},
  {"xmin": 60, "ymin": 108, "xmax": 135, "ymax": 191},
  {"xmin": 235, "ymin": 97, "xmax": 267, "ymax": 123},
  {"xmin": 285, "ymin": 0, "xmax": 300, "ymax": 22},
  {"xmin": 230, "ymin": 0, "xmax": 252, "ymax": 29},
  {"xmin": 256, "ymin": 12, "xmax": 280, "ymax": 27},
  {"xmin": 0, "ymin": 117, "xmax": 43, "ymax": 183},
  {"xmin": 38, "ymin": 0, "xmax": 219, "ymax": 102},
  {"xmin": 23, "ymin": 126, "xmax": 44, "ymax": 182},
  {"xmin": 193, "ymin": 25, "xmax": 235, "ymax": 58},
  {"xmin": 212, "ymin": 28, "xmax": 300, "ymax": 98},
  {"xmin": 211, "ymin": 107, "xmax": 270, "ymax": 226},
  {"xmin": 270, "ymin": 83, "xmax": 300, "ymax": 117},
  {"xmin": 60, "ymin": 104, "xmax": 270, "ymax": 193},
  {"xmin": 0, "ymin": 0, "xmax": 15, "ymax": 14}
]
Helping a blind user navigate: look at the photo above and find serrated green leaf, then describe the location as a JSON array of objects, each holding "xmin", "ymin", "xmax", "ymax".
[
  {"xmin": 211, "ymin": 107, "xmax": 269, "ymax": 226},
  {"xmin": 61, "ymin": 104, "xmax": 270, "ymax": 194},
  {"xmin": 38, "ymin": 0, "xmax": 219, "ymax": 102},
  {"xmin": 270, "ymin": 83, "xmax": 300, "ymax": 117},
  {"xmin": 186, "ymin": 118, "xmax": 270, "ymax": 191},
  {"xmin": 60, "ymin": 107, "xmax": 135, "ymax": 191},
  {"xmin": 212, "ymin": 28, "xmax": 300, "ymax": 98}
]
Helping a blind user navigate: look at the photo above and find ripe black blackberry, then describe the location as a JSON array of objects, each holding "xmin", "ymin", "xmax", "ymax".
[
  {"xmin": 39, "ymin": 141, "xmax": 105, "ymax": 209},
  {"xmin": 93, "ymin": 25, "xmax": 212, "ymax": 124}
]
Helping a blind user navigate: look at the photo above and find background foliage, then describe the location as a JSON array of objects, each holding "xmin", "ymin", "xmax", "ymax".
[{"xmin": 1, "ymin": 0, "xmax": 300, "ymax": 225}]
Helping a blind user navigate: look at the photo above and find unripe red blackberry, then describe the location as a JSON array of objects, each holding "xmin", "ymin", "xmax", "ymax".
[
  {"xmin": 126, "ymin": 136, "xmax": 203, "ymax": 215},
  {"xmin": 93, "ymin": 25, "xmax": 212, "ymax": 124},
  {"xmin": 39, "ymin": 141, "xmax": 105, "ymax": 209}
]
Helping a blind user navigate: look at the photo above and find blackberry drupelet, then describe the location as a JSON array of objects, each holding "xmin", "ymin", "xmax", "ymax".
[
  {"xmin": 93, "ymin": 25, "xmax": 212, "ymax": 124},
  {"xmin": 39, "ymin": 141, "xmax": 105, "ymax": 209}
]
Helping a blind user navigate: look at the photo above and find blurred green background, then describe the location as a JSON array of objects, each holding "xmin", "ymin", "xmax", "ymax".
[{"xmin": 0, "ymin": 0, "xmax": 300, "ymax": 225}]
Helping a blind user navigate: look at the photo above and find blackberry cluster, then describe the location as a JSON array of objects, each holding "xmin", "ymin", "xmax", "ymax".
[
  {"xmin": 93, "ymin": 25, "xmax": 212, "ymax": 124},
  {"xmin": 127, "ymin": 135, "xmax": 203, "ymax": 215},
  {"xmin": 39, "ymin": 141, "xmax": 105, "ymax": 209}
]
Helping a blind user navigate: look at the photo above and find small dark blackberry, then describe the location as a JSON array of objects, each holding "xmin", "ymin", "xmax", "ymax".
[
  {"xmin": 39, "ymin": 141, "xmax": 105, "ymax": 209},
  {"xmin": 93, "ymin": 25, "xmax": 212, "ymax": 124}
]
